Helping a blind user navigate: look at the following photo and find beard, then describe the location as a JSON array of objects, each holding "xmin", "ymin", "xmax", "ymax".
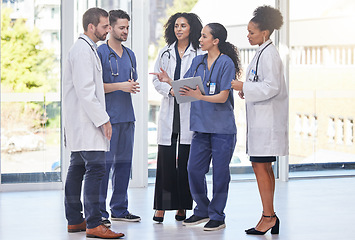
[
  {"xmin": 112, "ymin": 34, "xmax": 127, "ymax": 42},
  {"xmin": 94, "ymin": 30, "xmax": 108, "ymax": 41},
  {"xmin": 111, "ymin": 29, "xmax": 127, "ymax": 42}
]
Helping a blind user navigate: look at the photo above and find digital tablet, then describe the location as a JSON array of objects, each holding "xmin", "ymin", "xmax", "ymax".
[{"xmin": 171, "ymin": 76, "xmax": 205, "ymax": 104}]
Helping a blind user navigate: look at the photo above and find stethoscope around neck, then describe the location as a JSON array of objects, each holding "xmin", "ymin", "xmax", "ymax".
[
  {"xmin": 193, "ymin": 53, "xmax": 222, "ymax": 87},
  {"xmin": 79, "ymin": 36, "xmax": 102, "ymax": 71},
  {"xmin": 158, "ymin": 44, "xmax": 196, "ymax": 72},
  {"xmin": 159, "ymin": 48, "xmax": 171, "ymax": 72},
  {"xmin": 252, "ymin": 42, "xmax": 272, "ymax": 82},
  {"xmin": 107, "ymin": 40, "xmax": 135, "ymax": 79}
]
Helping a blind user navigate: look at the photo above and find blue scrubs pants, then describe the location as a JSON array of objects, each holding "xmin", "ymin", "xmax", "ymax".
[
  {"xmin": 65, "ymin": 151, "xmax": 106, "ymax": 229},
  {"xmin": 188, "ymin": 132, "xmax": 236, "ymax": 221},
  {"xmin": 99, "ymin": 122, "xmax": 135, "ymax": 218}
]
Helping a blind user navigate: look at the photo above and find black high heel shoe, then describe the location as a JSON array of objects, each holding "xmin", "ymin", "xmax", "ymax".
[
  {"xmin": 175, "ymin": 210, "xmax": 186, "ymax": 221},
  {"xmin": 153, "ymin": 210, "xmax": 165, "ymax": 223},
  {"xmin": 245, "ymin": 214, "xmax": 280, "ymax": 235},
  {"xmin": 245, "ymin": 211, "xmax": 264, "ymax": 232}
]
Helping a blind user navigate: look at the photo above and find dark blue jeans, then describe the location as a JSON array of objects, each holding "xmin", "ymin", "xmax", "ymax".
[{"xmin": 65, "ymin": 151, "xmax": 106, "ymax": 229}]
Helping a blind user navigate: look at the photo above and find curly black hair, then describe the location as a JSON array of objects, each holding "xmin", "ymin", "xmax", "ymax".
[
  {"xmin": 251, "ymin": 5, "xmax": 283, "ymax": 36},
  {"xmin": 164, "ymin": 12, "xmax": 203, "ymax": 50},
  {"xmin": 207, "ymin": 23, "xmax": 242, "ymax": 78}
]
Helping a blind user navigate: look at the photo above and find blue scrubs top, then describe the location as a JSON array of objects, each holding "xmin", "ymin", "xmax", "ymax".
[
  {"xmin": 97, "ymin": 43, "xmax": 138, "ymax": 124},
  {"xmin": 184, "ymin": 54, "xmax": 237, "ymax": 134}
]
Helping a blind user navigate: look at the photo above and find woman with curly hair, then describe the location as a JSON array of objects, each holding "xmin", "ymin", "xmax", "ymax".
[
  {"xmin": 153, "ymin": 22, "xmax": 242, "ymax": 231},
  {"xmin": 231, "ymin": 5, "xmax": 288, "ymax": 235},
  {"xmin": 151, "ymin": 12, "xmax": 203, "ymax": 223}
]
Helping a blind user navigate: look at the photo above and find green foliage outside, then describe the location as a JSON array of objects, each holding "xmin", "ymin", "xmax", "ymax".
[
  {"xmin": 1, "ymin": 7, "xmax": 57, "ymax": 93},
  {"xmin": 165, "ymin": 0, "xmax": 199, "ymax": 19},
  {"xmin": 148, "ymin": 0, "xmax": 199, "ymax": 63},
  {"xmin": 1, "ymin": 7, "xmax": 59, "ymax": 131},
  {"xmin": 159, "ymin": 0, "xmax": 199, "ymax": 49}
]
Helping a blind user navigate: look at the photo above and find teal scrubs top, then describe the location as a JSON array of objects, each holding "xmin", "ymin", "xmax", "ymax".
[
  {"xmin": 184, "ymin": 54, "xmax": 237, "ymax": 134},
  {"xmin": 97, "ymin": 43, "xmax": 137, "ymax": 124}
]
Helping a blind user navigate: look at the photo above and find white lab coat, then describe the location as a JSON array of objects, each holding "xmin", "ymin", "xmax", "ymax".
[
  {"xmin": 152, "ymin": 42, "xmax": 204, "ymax": 145},
  {"xmin": 63, "ymin": 34, "xmax": 110, "ymax": 152},
  {"xmin": 243, "ymin": 40, "xmax": 289, "ymax": 156}
]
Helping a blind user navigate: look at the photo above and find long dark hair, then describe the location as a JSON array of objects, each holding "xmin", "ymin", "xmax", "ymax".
[
  {"xmin": 164, "ymin": 12, "xmax": 203, "ymax": 50},
  {"xmin": 251, "ymin": 5, "xmax": 283, "ymax": 36},
  {"xmin": 206, "ymin": 23, "xmax": 242, "ymax": 78}
]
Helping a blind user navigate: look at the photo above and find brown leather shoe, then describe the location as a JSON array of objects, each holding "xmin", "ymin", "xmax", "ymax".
[
  {"xmin": 86, "ymin": 224, "xmax": 124, "ymax": 239},
  {"xmin": 68, "ymin": 220, "xmax": 86, "ymax": 232}
]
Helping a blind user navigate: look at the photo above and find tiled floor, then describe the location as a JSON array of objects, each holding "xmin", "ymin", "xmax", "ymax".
[{"xmin": 0, "ymin": 177, "xmax": 354, "ymax": 240}]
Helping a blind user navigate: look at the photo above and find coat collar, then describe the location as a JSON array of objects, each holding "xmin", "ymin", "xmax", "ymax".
[
  {"xmin": 79, "ymin": 33, "xmax": 98, "ymax": 50},
  {"xmin": 167, "ymin": 41, "xmax": 197, "ymax": 59},
  {"xmin": 257, "ymin": 39, "xmax": 272, "ymax": 53}
]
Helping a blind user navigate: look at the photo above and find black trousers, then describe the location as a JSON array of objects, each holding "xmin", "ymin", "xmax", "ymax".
[{"xmin": 153, "ymin": 133, "xmax": 193, "ymax": 210}]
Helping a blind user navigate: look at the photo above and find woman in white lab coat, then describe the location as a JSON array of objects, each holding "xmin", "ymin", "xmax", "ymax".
[
  {"xmin": 151, "ymin": 12, "xmax": 204, "ymax": 222},
  {"xmin": 231, "ymin": 6, "xmax": 288, "ymax": 235}
]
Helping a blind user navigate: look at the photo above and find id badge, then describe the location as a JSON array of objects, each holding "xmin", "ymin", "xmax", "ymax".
[
  {"xmin": 209, "ymin": 83, "xmax": 216, "ymax": 94},
  {"xmin": 249, "ymin": 69, "xmax": 256, "ymax": 81}
]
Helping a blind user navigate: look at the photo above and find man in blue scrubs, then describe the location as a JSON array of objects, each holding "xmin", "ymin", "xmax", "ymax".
[{"xmin": 97, "ymin": 9, "xmax": 140, "ymax": 226}]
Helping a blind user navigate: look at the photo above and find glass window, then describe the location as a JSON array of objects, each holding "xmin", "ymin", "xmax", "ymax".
[
  {"xmin": 97, "ymin": 0, "xmax": 132, "ymax": 46},
  {"xmin": 289, "ymin": 0, "xmax": 355, "ymax": 177},
  {"xmin": 1, "ymin": 0, "xmax": 61, "ymax": 184}
]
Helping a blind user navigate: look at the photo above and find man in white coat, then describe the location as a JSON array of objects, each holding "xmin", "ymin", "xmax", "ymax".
[{"xmin": 63, "ymin": 7, "xmax": 123, "ymax": 239}]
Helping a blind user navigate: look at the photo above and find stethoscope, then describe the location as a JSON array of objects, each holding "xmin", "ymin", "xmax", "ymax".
[
  {"xmin": 159, "ymin": 48, "xmax": 172, "ymax": 72},
  {"xmin": 159, "ymin": 45, "xmax": 196, "ymax": 72},
  {"xmin": 79, "ymin": 36, "xmax": 100, "ymax": 59},
  {"xmin": 79, "ymin": 36, "xmax": 95, "ymax": 52},
  {"xmin": 79, "ymin": 36, "xmax": 103, "ymax": 73},
  {"xmin": 252, "ymin": 42, "xmax": 272, "ymax": 82},
  {"xmin": 193, "ymin": 53, "xmax": 222, "ymax": 87},
  {"xmin": 107, "ymin": 40, "xmax": 135, "ymax": 80}
]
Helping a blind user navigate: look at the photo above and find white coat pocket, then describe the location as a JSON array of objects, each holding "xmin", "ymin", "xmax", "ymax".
[{"xmin": 251, "ymin": 104, "xmax": 272, "ymax": 128}]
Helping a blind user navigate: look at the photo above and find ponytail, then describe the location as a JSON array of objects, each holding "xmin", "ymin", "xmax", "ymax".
[
  {"xmin": 219, "ymin": 41, "xmax": 242, "ymax": 79},
  {"xmin": 207, "ymin": 23, "xmax": 242, "ymax": 79}
]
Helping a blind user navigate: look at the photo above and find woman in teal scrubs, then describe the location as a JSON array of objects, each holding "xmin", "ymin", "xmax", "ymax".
[{"xmin": 153, "ymin": 22, "xmax": 242, "ymax": 231}]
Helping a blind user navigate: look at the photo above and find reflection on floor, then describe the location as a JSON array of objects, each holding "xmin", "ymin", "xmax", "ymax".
[{"xmin": 0, "ymin": 177, "xmax": 354, "ymax": 240}]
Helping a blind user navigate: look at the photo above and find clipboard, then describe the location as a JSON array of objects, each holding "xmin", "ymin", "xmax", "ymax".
[{"xmin": 171, "ymin": 76, "xmax": 205, "ymax": 104}]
